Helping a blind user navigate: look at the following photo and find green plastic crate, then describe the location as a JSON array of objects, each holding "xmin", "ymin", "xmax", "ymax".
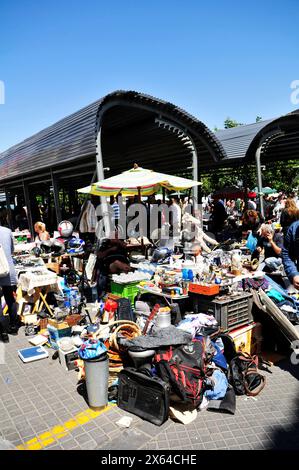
[{"xmin": 110, "ymin": 281, "xmax": 140, "ymax": 306}]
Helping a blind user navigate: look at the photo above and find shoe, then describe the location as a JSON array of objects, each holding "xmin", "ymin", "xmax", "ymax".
[
  {"xmin": 7, "ymin": 325, "xmax": 19, "ymax": 335},
  {"xmin": 0, "ymin": 333, "xmax": 9, "ymax": 343}
]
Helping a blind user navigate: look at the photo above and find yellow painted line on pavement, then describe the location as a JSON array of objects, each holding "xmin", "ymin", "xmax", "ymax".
[{"xmin": 17, "ymin": 404, "xmax": 115, "ymax": 450}]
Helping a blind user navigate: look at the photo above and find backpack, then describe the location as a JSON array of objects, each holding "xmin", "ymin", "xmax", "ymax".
[
  {"xmin": 229, "ymin": 352, "xmax": 266, "ymax": 397},
  {"xmin": 154, "ymin": 339, "xmax": 207, "ymax": 407}
]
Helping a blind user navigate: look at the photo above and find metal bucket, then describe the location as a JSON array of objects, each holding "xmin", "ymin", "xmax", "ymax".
[{"xmin": 84, "ymin": 352, "xmax": 109, "ymax": 408}]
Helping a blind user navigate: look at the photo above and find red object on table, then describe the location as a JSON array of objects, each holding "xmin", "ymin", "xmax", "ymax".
[{"xmin": 188, "ymin": 283, "xmax": 220, "ymax": 296}]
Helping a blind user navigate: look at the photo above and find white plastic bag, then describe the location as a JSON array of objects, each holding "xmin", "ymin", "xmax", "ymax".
[{"xmin": 0, "ymin": 244, "xmax": 9, "ymax": 278}]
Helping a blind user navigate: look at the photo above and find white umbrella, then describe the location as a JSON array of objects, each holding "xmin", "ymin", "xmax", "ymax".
[{"xmin": 78, "ymin": 165, "xmax": 202, "ymax": 197}]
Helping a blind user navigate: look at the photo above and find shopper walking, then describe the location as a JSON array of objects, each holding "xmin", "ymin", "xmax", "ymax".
[
  {"xmin": 282, "ymin": 220, "xmax": 299, "ymax": 290},
  {"xmin": 0, "ymin": 225, "xmax": 18, "ymax": 343},
  {"xmin": 280, "ymin": 198, "xmax": 299, "ymax": 237}
]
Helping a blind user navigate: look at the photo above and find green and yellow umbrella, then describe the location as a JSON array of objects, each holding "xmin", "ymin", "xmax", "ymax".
[{"xmin": 78, "ymin": 165, "xmax": 202, "ymax": 197}]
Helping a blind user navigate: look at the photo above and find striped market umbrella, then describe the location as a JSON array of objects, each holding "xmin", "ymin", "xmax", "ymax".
[{"xmin": 78, "ymin": 165, "xmax": 202, "ymax": 197}]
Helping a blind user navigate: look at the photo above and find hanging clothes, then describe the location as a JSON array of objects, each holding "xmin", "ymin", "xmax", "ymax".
[{"xmin": 79, "ymin": 201, "xmax": 97, "ymax": 233}]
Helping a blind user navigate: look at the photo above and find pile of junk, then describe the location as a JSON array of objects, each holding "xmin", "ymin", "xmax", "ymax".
[
  {"xmin": 67, "ymin": 296, "xmax": 276, "ymax": 427},
  {"xmin": 12, "ymin": 218, "xmax": 299, "ymax": 426}
]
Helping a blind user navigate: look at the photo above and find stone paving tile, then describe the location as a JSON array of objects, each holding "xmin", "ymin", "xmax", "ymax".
[
  {"xmin": 1, "ymin": 331, "xmax": 299, "ymax": 451},
  {"xmin": 87, "ymin": 428, "xmax": 107, "ymax": 444},
  {"xmin": 46, "ymin": 444, "xmax": 63, "ymax": 450},
  {"xmin": 80, "ymin": 440, "xmax": 98, "ymax": 450},
  {"xmin": 99, "ymin": 428, "xmax": 150, "ymax": 450},
  {"xmin": 60, "ymin": 438, "xmax": 78, "ymax": 450}
]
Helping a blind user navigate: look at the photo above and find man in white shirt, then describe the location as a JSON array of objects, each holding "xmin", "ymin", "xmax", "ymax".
[{"xmin": 273, "ymin": 194, "xmax": 286, "ymax": 220}]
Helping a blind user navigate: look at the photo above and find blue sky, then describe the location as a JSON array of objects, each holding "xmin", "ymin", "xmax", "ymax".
[{"xmin": 0, "ymin": 0, "xmax": 298, "ymax": 152}]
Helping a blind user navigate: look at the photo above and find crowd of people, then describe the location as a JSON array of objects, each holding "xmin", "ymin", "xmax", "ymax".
[
  {"xmin": 202, "ymin": 191, "xmax": 299, "ymax": 289},
  {"xmin": 1, "ymin": 189, "xmax": 299, "ymax": 343}
]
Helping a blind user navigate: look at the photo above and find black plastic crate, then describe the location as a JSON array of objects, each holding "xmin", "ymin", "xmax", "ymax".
[{"xmin": 192, "ymin": 292, "xmax": 253, "ymax": 331}]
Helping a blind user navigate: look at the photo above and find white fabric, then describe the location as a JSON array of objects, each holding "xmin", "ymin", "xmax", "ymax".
[
  {"xmin": 13, "ymin": 242, "xmax": 35, "ymax": 253},
  {"xmin": 248, "ymin": 200, "xmax": 257, "ymax": 210},
  {"xmin": 171, "ymin": 204, "xmax": 181, "ymax": 226},
  {"xmin": 169, "ymin": 404, "xmax": 198, "ymax": 424},
  {"xmin": 18, "ymin": 270, "xmax": 59, "ymax": 295},
  {"xmin": 273, "ymin": 201, "xmax": 285, "ymax": 218},
  {"xmin": 0, "ymin": 226, "xmax": 17, "ymax": 285},
  {"xmin": 182, "ymin": 212, "xmax": 218, "ymax": 253},
  {"xmin": 0, "ymin": 243, "xmax": 9, "ymax": 278},
  {"xmin": 79, "ymin": 201, "xmax": 97, "ymax": 233}
]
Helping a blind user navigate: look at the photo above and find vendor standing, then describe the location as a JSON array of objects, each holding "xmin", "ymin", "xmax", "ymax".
[
  {"xmin": 0, "ymin": 225, "xmax": 18, "ymax": 343},
  {"xmin": 169, "ymin": 197, "xmax": 182, "ymax": 242},
  {"xmin": 34, "ymin": 221, "xmax": 50, "ymax": 243},
  {"xmin": 95, "ymin": 234, "xmax": 132, "ymax": 298},
  {"xmin": 209, "ymin": 196, "xmax": 227, "ymax": 235}
]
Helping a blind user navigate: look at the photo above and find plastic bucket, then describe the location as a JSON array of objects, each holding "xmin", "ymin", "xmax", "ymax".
[{"xmin": 156, "ymin": 310, "xmax": 171, "ymax": 328}]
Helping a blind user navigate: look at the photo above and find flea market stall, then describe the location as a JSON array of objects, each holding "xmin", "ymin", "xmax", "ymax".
[{"xmin": 4, "ymin": 171, "xmax": 299, "ymax": 430}]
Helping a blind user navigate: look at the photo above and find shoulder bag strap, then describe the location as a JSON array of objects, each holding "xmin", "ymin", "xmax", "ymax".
[{"xmin": 244, "ymin": 368, "xmax": 266, "ymax": 396}]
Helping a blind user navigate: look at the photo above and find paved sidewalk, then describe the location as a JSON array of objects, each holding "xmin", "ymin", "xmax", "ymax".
[{"xmin": 0, "ymin": 326, "xmax": 299, "ymax": 451}]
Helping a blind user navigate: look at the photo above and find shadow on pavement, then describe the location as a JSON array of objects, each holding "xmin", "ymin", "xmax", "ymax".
[
  {"xmin": 270, "ymin": 358, "xmax": 299, "ymax": 450},
  {"xmin": 76, "ymin": 380, "xmax": 89, "ymax": 406}
]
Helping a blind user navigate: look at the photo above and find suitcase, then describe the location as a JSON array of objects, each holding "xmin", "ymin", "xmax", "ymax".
[{"xmin": 118, "ymin": 368, "xmax": 170, "ymax": 426}]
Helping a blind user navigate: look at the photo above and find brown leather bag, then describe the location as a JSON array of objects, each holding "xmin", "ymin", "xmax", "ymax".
[{"xmin": 229, "ymin": 352, "xmax": 267, "ymax": 397}]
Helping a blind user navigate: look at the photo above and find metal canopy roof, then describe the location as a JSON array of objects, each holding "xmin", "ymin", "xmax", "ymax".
[
  {"xmin": 0, "ymin": 90, "xmax": 226, "ymax": 187},
  {"xmin": 1, "ymin": 90, "xmax": 298, "ymax": 190},
  {"xmin": 215, "ymin": 109, "xmax": 299, "ymax": 165}
]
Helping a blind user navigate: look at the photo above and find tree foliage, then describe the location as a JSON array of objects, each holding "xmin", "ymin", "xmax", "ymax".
[
  {"xmin": 224, "ymin": 117, "xmax": 244, "ymax": 129},
  {"xmin": 205, "ymin": 116, "xmax": 298, "ymax": 195}
]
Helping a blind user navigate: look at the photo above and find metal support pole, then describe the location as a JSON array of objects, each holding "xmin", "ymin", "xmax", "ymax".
[
  {"xmin": 96, "ymin": 127, "xmax": 112, "ymax": 238},
  {"xmin": 22, "ymin": 180, "xmax": 34, "ymax": 238},
  {"xmin": 51, "ymin": 170, "xmax": 62, "ymax": 224},
  {"xmin": 192, "ymin": 147, "xmax": 198, "ymax": 203},
  {"xmin": 192, "ymin": 148, "xmax": 203, "ymax": 228},
  {"xmin": 255, "ymin": 144, "xmax": 264, "ymax": 217},
  {"xmin": 4, "ymin": 188, "xmax": 13, "ymax": 229},
  {"xmin": 242, "ymin": 166, "xmax": 249, "ymax": 211}
]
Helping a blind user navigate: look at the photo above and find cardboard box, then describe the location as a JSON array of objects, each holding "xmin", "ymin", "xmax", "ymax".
[
  {"xmin": 47, "ymin": 319, "xmax": 69, "ymax": 329},
  {"xmin": 229, "ymin": 323, "xmax": 256, "ymax": 355},
  {"xmin": 251, "ymin": 322, "xmax": 263, "ymax": 355},
  {"xmin": 47, "ymin": 324, "xmax": 72, "ymax": 350}
]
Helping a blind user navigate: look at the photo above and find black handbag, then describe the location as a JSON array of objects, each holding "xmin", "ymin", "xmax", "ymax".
[{"xmin": 118, "ymin": 368, "xmax": 170, "ymax": 426}]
